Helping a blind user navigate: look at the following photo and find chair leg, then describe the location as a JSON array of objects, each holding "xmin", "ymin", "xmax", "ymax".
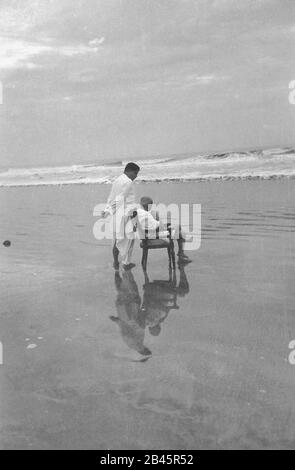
[
  {"xmin": 168, "ymin": 247, "xmax": 172, "ymax": 270},
  {"xmin": 171, "ymin": 242, "xmax": 176, "ymax": 270},
  {"xmin": 172, "ymin": 268, "xmax": 177, "ymax": 287},
  {"xmin": 143, "ymin": 270, "xmax": 149, "ymax": 285},
  {"xmin": 142, "ymin": 249, "xmax": 148, "ymax": 271}
]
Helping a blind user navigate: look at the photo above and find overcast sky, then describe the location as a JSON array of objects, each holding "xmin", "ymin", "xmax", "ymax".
[{"xmin": 0, "ymin": 0, "xmax": 295, "ymax": 168}]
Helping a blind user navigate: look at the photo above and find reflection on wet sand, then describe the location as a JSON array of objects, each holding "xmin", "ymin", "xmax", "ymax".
[
  {"xmin": 1, "ymin": 181, "xmax": 295, "ymax": 449},
  {"xmin": 111, "ymin": 265, "xmax": 190, "ymax": 359},
  {"xmin": 111, "ymin": 270, "xmax": 151, "ymax": 361}
]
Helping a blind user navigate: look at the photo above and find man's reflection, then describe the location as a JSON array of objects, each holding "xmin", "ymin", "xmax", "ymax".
[
  {"xmin": 110, "ymin": 270, "xmax": 152, "ymax": 359},
  {"xmin": 111, "ymin": 265, "xmax": 190, "ymax": 356}
]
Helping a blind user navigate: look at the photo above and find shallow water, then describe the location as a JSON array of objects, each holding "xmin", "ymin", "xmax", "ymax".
[{"xmin": 0, "ymin": 180, "xmax": 295, "ymax": 449}]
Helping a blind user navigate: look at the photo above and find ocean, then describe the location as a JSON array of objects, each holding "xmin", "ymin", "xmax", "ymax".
[{"xmin": 1, "ymin": 147, "xmax": 295, "ymax": 187}]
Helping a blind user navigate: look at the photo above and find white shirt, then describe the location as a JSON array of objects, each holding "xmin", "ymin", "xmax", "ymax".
[
  {"xmin": 137, "ymin": 207, "xmax": 166, "ymax": 239},
  {"xmin": 104, "ymin": 173, "xmax": 136, "ymax": 216}
]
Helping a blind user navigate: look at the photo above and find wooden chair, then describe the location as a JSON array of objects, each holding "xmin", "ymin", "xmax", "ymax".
[{"xmin": 140, "ymin": 224, "xmax": 176, "ymax": 271}]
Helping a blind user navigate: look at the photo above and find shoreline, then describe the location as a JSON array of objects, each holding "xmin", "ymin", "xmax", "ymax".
[{"xmin": 1, "ymin": 173, "xmax": 295, "ymax": 188}]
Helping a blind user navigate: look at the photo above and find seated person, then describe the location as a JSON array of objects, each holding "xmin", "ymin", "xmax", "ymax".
[{"xmin": 136, "ymin": 196, "xmax": 192, "ymax": 264}]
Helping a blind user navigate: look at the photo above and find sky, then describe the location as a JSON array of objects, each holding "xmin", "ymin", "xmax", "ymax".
[{"xmin": 0, "ymin": 0, "xmax": 295, "ymax": 168}]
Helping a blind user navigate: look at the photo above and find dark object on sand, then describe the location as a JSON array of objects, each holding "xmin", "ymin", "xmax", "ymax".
[{"xmin": 3, "ymin": 240, "xmax": 11, "ymax": 247}]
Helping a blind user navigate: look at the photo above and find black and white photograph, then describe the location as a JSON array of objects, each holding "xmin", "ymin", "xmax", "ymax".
[{"xmin": 0, "ymin": 0, "xmax": 295, "ymax": 451}]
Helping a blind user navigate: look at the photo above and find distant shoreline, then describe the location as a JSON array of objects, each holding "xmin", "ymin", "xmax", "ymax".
[{"xmin": 1, "ymin": 173, "xmax": 295, "ymax": 189}]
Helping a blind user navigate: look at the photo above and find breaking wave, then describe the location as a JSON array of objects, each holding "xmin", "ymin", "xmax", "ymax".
[{"xmin": 1, "ymin": 147, "xmax": 295, "ymax": 187}]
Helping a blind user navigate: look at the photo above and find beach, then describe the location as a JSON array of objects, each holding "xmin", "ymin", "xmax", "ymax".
[{"xmin": 0, "ymin": 179, "xmax": 295, "ymax": 450}]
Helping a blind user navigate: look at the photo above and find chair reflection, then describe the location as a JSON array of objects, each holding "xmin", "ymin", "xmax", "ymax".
[
  {"xmin": 110, "ymin": 264, "xmax": 190, "ymax": 358},
  {"xmin": 141, "ymin": 265, "xmax": 189, "ymax": 337}
]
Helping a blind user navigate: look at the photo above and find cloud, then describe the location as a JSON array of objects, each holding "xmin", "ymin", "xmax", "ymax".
[
  {"xmin": 0, "ymin": 36, "xmax": 103, "ymax": 72},
  {"xmin": 162, "ymin": 73, "xmax": 223, "ymax": 89},
  {"xmin": 89, "ymin": 37, "xmax": 105, "ymax": 47},
  {"xmin": 0, "ymin": 37, "xmax": 51, "ymax": 70},
  {"xmin": 185, "ymin": 74, "xmax": 218, "ymax": 83},
  {"xmin": 58, "ymin": 44, "xmax": 102, "ymax": 57},
  {"xmin": 0, "ymin": 1, "xmax": 106, "ymax": 73}
]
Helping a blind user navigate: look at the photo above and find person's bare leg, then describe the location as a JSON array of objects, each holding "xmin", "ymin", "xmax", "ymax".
[
  {"xmin": 113, "ymin": 241, "xmax": 120, "ymax": 270},
  {"xmin": 122, "ymin": 239, "xmax": 136, "ymax": 271},
  {"xmin": 177, "ymin": 225, "xmax": 192, "ymax": 263},
  {"xmin": 177, "ymin": 236, "xmax": 185, "ymax": 256}
]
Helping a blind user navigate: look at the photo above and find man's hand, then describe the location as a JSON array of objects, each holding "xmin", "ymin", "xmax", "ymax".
[
  {"xmin": 98, "ymin": 210, "xmax": 109, "ymax": 219},
  {"xmin": 93, "ymin": 203, "xmax": 110, "ymax": 218}
]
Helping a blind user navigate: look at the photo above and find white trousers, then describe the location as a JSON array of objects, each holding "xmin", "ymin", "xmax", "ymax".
[{"xmin": 117, "ymin": 238, "xmax": 135, "ymax": 265}]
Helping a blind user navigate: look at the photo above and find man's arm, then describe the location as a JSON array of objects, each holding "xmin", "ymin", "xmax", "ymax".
[
  {"xmin": 137, "ymin": 210, "xmax": 160, "ymax": 232},
  {"xmin": 104, "ymin": 178, "xmax": 134, "ymax": 216}
]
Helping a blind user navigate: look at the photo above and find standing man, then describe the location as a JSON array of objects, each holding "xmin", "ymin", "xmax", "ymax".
[{"xmin": 102, "ymin": 162, "xmax": 140, "ymax": 270}]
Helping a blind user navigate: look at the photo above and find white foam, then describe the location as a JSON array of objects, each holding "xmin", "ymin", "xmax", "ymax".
[{"xmin": 1, "ymin": 147, "xmax": 295, "ymax": 187}]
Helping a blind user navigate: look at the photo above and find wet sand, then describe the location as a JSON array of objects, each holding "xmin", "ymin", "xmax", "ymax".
[{"xmin": 0, "ymin": 179, "xmax": 295, "ymax": 449}]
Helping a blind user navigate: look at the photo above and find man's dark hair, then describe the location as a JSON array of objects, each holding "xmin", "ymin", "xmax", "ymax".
[{"xmin": 124, "ymin": 162, "xmax": 140, "ymax": 173}]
